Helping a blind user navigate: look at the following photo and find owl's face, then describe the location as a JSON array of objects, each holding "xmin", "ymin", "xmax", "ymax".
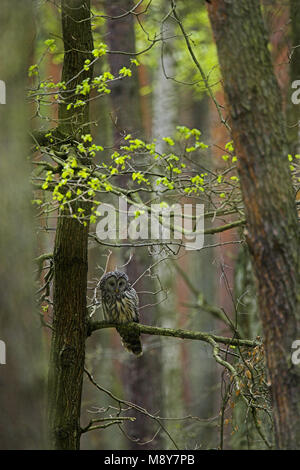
[
  {"xmin": 99, "ymin": 270, "xmax": 139, "ymax": 325},
  {"xmin": 100, "ymin": 271, "xmax": 129, "ymax": 299}
]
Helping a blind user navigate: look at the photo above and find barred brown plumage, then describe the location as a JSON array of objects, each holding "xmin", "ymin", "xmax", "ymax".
[{"xmin": 99, "ymin": 271, "xmax": 142, "ymax": 356}]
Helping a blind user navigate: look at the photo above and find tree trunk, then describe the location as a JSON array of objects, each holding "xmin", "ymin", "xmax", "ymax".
[
  {"xmin": 105, "ymin": 0, "xmax": 142, "ymax": 143},
  {"xmin": 104, "ymin": 0, "xmax": 163, "ymax": 449},
  {"xmin": 207, "ymin": 0, "xmax": 300, "ymax": 449},
  {"xmin": 288, "ymin": 0, "xmax": 300, "ymax": 153},
  {"xmin": 47, "ymin": 0, "xmax": 93, "ymax": 450},
  {"xmin": 0, "ymin": 0, "xmax": 46, "ymax": 450}
]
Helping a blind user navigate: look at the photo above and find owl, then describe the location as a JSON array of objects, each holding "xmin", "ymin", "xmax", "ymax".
[{"xmin": 99, "ymin": 271, "xmax": 142, "ymax": 356}]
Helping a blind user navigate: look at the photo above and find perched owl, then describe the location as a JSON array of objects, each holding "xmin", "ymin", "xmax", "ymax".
[{"xmin": 99, "ymin": 271, "xmax": 142, "ymax": 356}]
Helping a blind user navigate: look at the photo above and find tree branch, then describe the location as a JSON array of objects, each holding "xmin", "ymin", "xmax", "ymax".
[
  {"xmin": 81, "ymin": 416, "xmax": 135, "ymax": 434},
  {"xmin": 88, "ymin": 320, "xmax": 259, "ymax": 348}
]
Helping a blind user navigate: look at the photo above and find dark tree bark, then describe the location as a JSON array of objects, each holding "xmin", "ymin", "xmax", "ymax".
[
  {"xmin": 104, "ymin": 0, "xmax": 163, "ymax": 449},
  {"xmin": 47, "ymin": 0, "xmax": 93, "ymax": 450},
  {"xmin": 105, "ymin": 0, "xmax": 142, "ymax": 143},
  {"xmin": 207, "ymin": 0, "xmax": 300, "ymax": 449},
  {"xmin": 288, "ymin": 0, "xmax": 300, "ymax": 153}
]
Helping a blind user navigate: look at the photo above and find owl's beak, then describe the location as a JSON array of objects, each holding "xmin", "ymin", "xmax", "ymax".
[{"xmin": 116, "ymin": 288, "xmax": 119, "ymax": 293}]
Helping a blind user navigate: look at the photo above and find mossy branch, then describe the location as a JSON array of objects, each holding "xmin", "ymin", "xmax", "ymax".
[
  {"xmin": 88, "ymin": 320, "xmax": 259, "ymax": 348},
  {"xmin": 34, "ymin": 252, "xmax": 53, "ymax": 264}
]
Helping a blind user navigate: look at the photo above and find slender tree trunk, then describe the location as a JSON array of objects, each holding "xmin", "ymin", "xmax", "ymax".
[
  {"xmin": 0, "ymin": 0, "xmax": 46, "ymax": 449},
  {"xmin": 152, "ymin": 8, "xmax": 189, "ymax": 445},
  {"xmin": 47, "ymin": 0, "xmax": 93, "ymax": 450},
  {"xmin": 104, "ymin": 0, "xmax": 163, "ymax": 449},
  {"xmin": 105, "ymin": 0, "xmax": 142, "ymax": 143},
  {"xmin": 207, "ymin": 0, "xmax": 300, "ymax": 449}
]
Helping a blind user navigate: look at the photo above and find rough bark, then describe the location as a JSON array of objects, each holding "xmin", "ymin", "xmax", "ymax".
[
  {"xmin": 47, "ymin": 0, "xmax": 93, "ymax": 450},
  {"xmin": 288, "ymin": 0, "xmax": 300, "ymax": 153},
  {"xmin": 208, "ymin": 0, "xmax": 300, "ymax": 449}
]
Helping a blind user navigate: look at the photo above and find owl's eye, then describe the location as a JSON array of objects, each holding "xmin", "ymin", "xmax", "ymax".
[
  {"xmin": 108, "ymin": 278, "xmax": 116, "ymax": 287},
  {"xmin": 118, "ymin": 279, "xmax": 126, "ymax": 289}
]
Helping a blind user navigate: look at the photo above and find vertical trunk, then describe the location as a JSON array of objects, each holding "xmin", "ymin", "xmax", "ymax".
[
  {"xmin": 105, "ymin": 0, "xmax": 142, "ymax": 142},
  {"xmin": 288, "ymin": 0, "xmax": 300, "ymax": 153},
  {"xmin": 47, "ymin": 0, "xmax": 93, "ymax": 450},
  {"xmin": 0, "ymin": 0, "xmax": 46, "ymax": 449},
  {"xmin": 152, "ymin": 12, "xmax": 185, "ymax": 445},
  {"xmin": 104, "ymin": 0, "xmax": 162, "ymax": 449},
  {"xmin": 208, "ymin": 0, "xmax": 300, "ymax": 449},
  {"xmin": 232, "ymin": 246, "xmax": 261, "ymax": 449}
]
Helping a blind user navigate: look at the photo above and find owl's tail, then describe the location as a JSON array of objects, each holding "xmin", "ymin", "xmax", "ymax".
[{"xmin": 116, "ymin": 325, "xmax": 143, "ymax": 356}]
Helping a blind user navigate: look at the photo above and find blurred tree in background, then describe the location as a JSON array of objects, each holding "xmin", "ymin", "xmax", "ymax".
[
  {"xmin": 0, "ymin": 0, "xmax": 47, "ymax": 449},
  {"xmin": 0, "ymin": 0, "xmax": 299, "ymax": 451}
]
